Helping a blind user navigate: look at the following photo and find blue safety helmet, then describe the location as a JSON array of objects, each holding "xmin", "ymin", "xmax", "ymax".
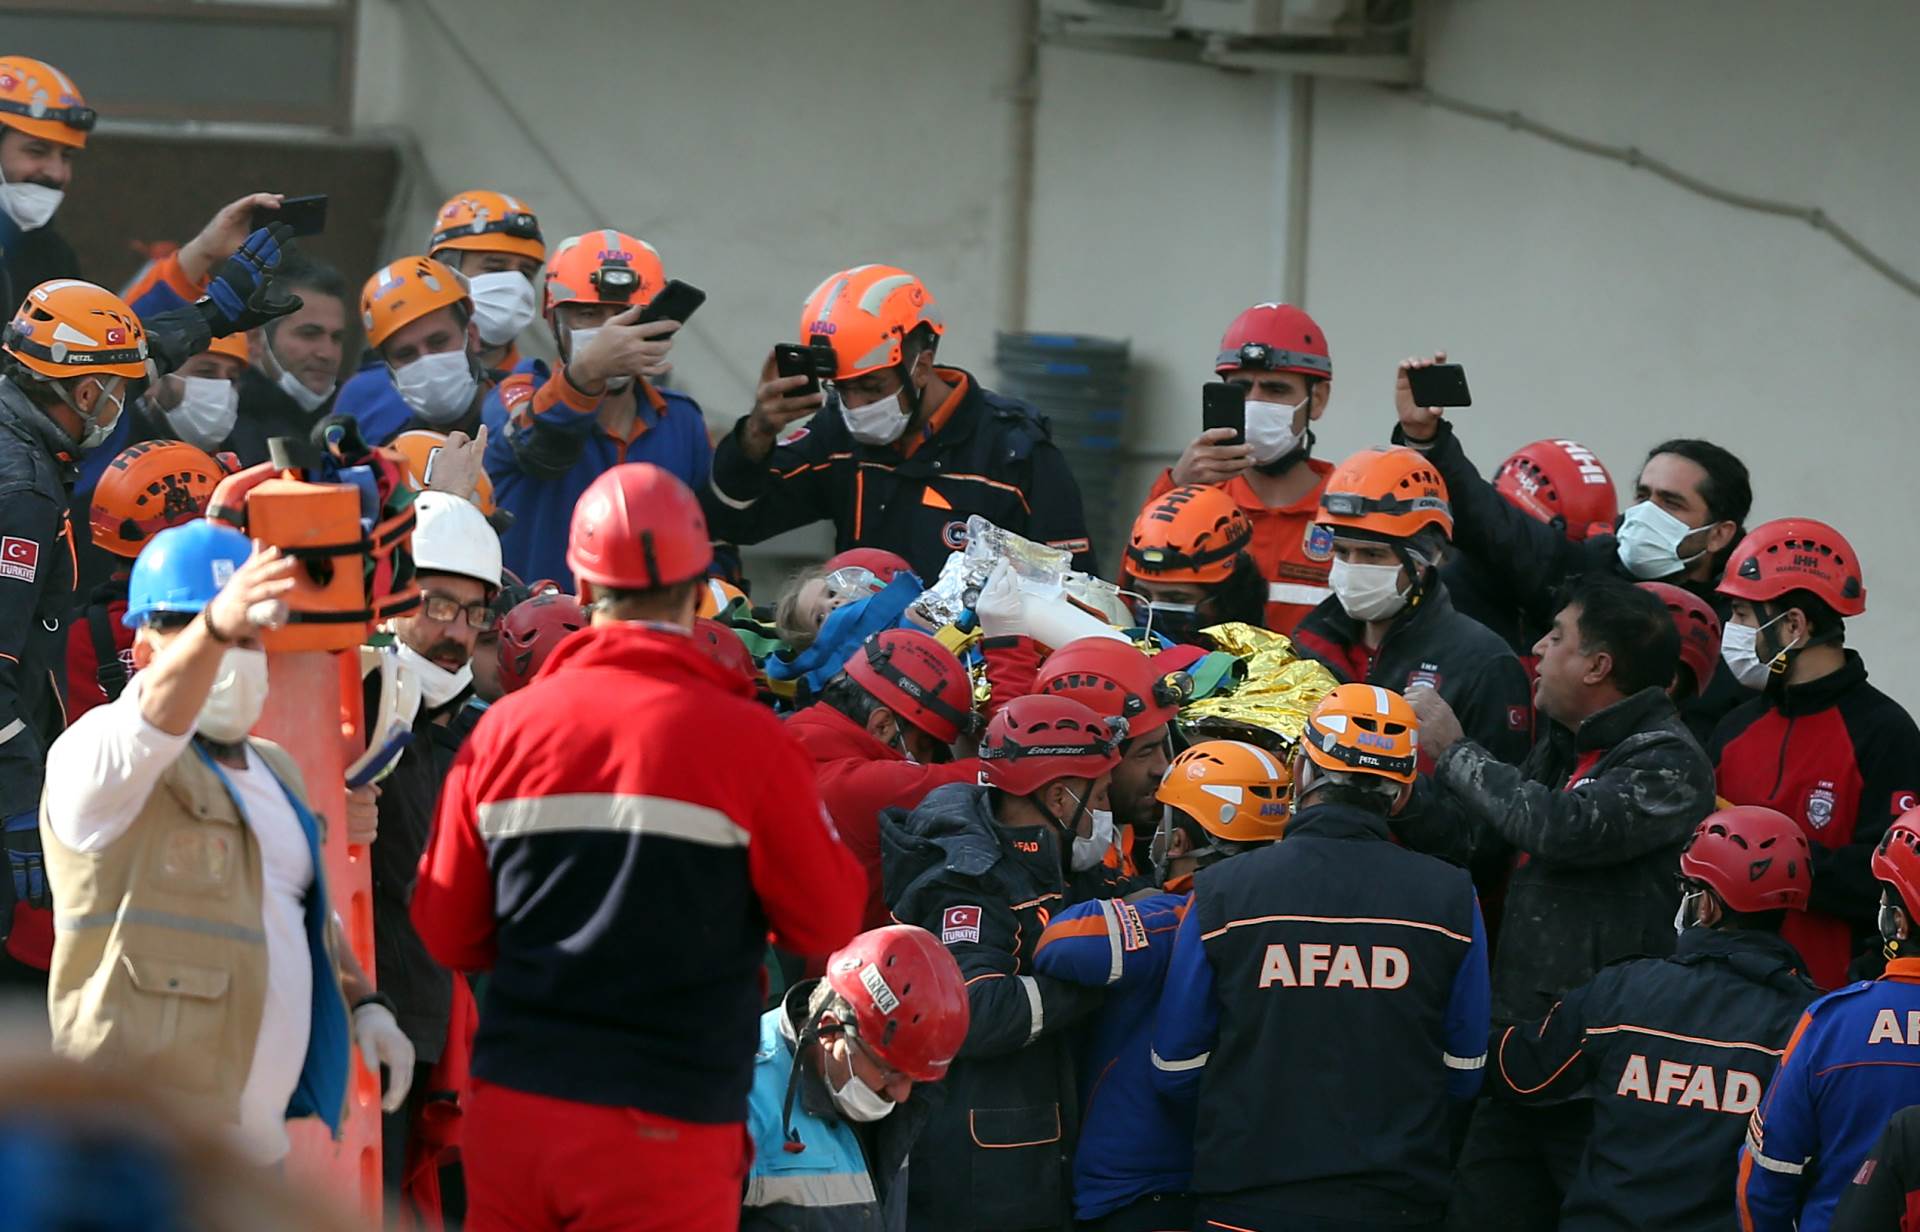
[{"xmin": 123, "ymin": 520, "xmax": 252, "ymax": 629}]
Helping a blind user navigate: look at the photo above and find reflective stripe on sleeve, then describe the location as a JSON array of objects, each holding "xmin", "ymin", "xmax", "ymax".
[
  {"xmin": 1019, "ymin": 974, "xmax": 1044, "ymax": 1044},
  {"xmin": 476, "ymin": 794, "xmax": 749, "ymax": 847},
  {"xmin": 1268, "ymin": 582, "xmax": 1332, "ymax": 606},
  {"xmin": 1443, "ymin": 1052, "xmax": 1486, "ymax": 1071},
  {"xmin": 1151, "ymin": 1047, "xmax": 1209, "ymax": 1072},
  {"xmin": 1100, "ymin": 899, "xmax": 1124, "ymax": 985}
]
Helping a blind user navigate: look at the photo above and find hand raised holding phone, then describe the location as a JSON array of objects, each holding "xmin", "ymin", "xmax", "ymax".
[
  {"xmin": 1395, "ymin": 352, "xmax": 1471, "ymax": 442},
  {"xmin": 743, "ymin": 348, "xmax": 827, "ymax": 462}
]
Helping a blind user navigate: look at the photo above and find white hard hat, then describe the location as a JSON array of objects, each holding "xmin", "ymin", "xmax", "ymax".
[{"xmin": 412, "ymin": 491, "xmax": 503, "ymax": 589}]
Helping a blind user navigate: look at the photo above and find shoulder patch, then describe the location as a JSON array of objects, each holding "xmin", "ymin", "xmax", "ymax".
[
  {"xmin": 1116, "ymin": 900, "xmax": 1149, "ymax": 952},
  {"xmin": 941, "ymin": 904, "xmax": 983, "ymax": 945},
  {"xmin": 776, "ymin": 425, "xmax": 810, "ymax": 447},
  {"xmin": 0, "ymin": 536, "xmax": 39, "ymax": 583},
  {"xmin": 1303, "ymin": 523, "xmax": 1335, "ymax": 562}
]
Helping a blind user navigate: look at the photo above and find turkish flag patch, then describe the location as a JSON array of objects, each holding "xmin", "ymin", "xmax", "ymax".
[
  {"xmin": 1508, "ymin": 705, "xmax": 1531, "ymax": 732},
  {"xmin": 0, "ymin": 536, "xmax": 39, "ymax": 583},
  {"xmin": 1894, "ymin": 790, "xmax": 1918, "ymax": 818},
  {"xmin": 941, "ymin": 904, "xmax": 982, "ymax": 946}
]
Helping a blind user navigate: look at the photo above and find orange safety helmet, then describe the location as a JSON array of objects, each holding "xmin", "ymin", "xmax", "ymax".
[
  {"xmin": 1125, "ymin": 485, "xmax": 1252, "ymax": 585},
  {"xmin": 1299, "ymin": 683, "xmax": 1420, "ymax": 785},
  {"xmin": 360, "ymin": 256, "xmax": 470, "ymax": 350},
  {"xmin": 1318, "ymin": 447, "xmax": 1453, "ymax": 541},
  {"xmin": 799, "ymin": 265, "xmax": 944, "ymax": 381},
  {"xmin": 204, "ymin": 331, "xmax": 249, "ymax": 366},
  {"xmin": 1157, "ymin": 739, "xmax": 1293, "ymax": 845},
  {"xmin": 387, "ymin": 429, "xmax": 496, "ymax": 515},
  {"xmin": 3, "ymin": 279, "xmax": 149, "ymax": 381},
  {"xmin": 0, "ymin": 57, "xmax": 93, "ymax": 149},
  {"xmin": 543, "ymin": 229, "xmax": 666, "ymax": 324},
  {"xmin": 427, "ymin": 190, "xmax": 546, "ymax": 265},
  {"xmin": 90, "ymin": 439, "xmax": 230, "ymax": 558}
]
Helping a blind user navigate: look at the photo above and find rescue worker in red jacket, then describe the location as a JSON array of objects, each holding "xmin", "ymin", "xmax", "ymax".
[
  {"xmin": 787, "ymin": 628, "xmax": 985, "ymax": 929},
  {"xmin": 1487, "ymin": 806, "xmax": 1819, "ymax": 1232},
  {"xmin": 411, "ymin": 462, "xmax": 865, "ymax": 1232},
  {"xmin": 1710, "ymin": 518, "xmax": 1920, "ymax": 989},
  {"xmin": 1123, "ymin": 484, "xmax": 1267, "ymax": 644},
  {"xmin": 1149, "ymin": 303, "xmax": 1337, "ymax": 633}
]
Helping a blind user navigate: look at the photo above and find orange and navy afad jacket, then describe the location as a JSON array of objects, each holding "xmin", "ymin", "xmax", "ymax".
[
  {"xmin": 703, "ymin": 367, "xmax": 1097, "ymax": 581},
  {"xmin": 410, "ymin": 622, "xmax": 865, "ymax": 1125},
  {"xmin": 1711, "ymin": 652, "xmax": 1920, "ymax": 991},
  {"xmin": 1738, "ymin": 958, "xmax": 1920, "ymax": 1232},
  {"xmin": 1490, "ymin": 927, "xmax": 1817, "ymax": 1232}
]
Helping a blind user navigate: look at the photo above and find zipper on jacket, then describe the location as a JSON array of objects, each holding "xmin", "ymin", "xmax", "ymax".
[{"xmin": 1769, "ymin": 713, "xmax": 1795, "ymax": 799}]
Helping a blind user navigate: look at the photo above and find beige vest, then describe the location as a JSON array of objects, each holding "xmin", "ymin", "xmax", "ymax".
[{"xmin": 43, "ymin": 736, "xmax": 346, "ymax": 1130}]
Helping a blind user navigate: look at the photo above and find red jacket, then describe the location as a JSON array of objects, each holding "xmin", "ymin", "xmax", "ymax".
[
  {"xmin": 411, "ymin": 622, "xmax": 863, "ymax": 1123},
  {"xmin": 786, "ymin": 703, "xmax": 981, "ymax": 930}
]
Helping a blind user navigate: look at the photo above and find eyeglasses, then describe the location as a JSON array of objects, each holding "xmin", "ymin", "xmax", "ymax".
[
  {"xmin": 419, "ymin": 593, "xmax": 497, "ymax": 631},
  {"xmin": 846, "ymin": 1030, "xmax": 907, "ymax": 1088}
]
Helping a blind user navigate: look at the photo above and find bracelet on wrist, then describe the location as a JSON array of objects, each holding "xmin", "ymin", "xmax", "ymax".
[{"xmin": 200, "ymin": 608, "xmax": 235, "ymax": 644}]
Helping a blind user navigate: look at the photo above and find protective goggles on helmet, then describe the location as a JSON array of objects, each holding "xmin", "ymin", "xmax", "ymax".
[
  {"xmin": 590, "ymin": 262, "xmax": 641, "ymax": 301},
  {"xmin": 860, "ymin": 637, "xmax": 982, "ymax": 739},
  {"xmin": 428, "ymin": 210, "xmax": 542, "ymax": 251},
  {"xmin": 0, "ymin": 98, "xmax": 96, "ymax": 132},
  {"xmin": 1214, "ymin": 340, "xmax": 1328, "ymax": 373},
  {"xmin": 824, "ymin": 566, "xmax": 886, "ymax": 605}
]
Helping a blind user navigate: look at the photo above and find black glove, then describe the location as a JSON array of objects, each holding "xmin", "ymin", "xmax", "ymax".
[
  {"xmin": 196, "ymin": 222, "xmax": 304, "ymax": 337},
  {"xmin": 4, "ymin": 812, "xmax": 47, "ymax": 911}
]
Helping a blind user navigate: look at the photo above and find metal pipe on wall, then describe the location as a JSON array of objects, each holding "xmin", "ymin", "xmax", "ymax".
[
  {"xmin": 1000, "ymin": 0, "xmax": 1041, "ymax": 333},
  {"xmin": 1283, "ymin": 74, "xmax": 1314, "ymax": 306}
]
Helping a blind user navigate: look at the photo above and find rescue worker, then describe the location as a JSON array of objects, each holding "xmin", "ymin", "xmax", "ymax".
[
  {"xmin": 238, "ymin": 252, "xmax": 351, "ymax": 451},
  {"xmin": 1033, "ymin": 636, "xmax": 1192, "ymax": 881},
  {"xmin": 1711, "ymin": 518, "xmax": 1920, "ymax": 990},
  {"xmin": 1291, "ymin": 446, "xmax": 1534, "ymax": 770},
  {"xmin": 880, "ymin": 694, "xmax": 1121, "ymax": 1231},
  {"xmin": 743, "ymin": 925, "xmax": 970, "ymax": 1231},
  {"xmin": 704, "ymin": 264, "xmax": 1096, "ymax": 580},
  {"xmin": 1034, "ymin": 739, "xmax": 1291, "ymax": 1232},
  {"xmin": 787, "ymin": 628, "xmax": 984, "ymax": 929},
  {"xmin": 357, "ymin": 256, "xmax": 491, "ymax": 441},
  {"xmin": 1738, "ymin": 812, "xmax": 1920, "ymax": 1232},
  {"xmin": 1831, "ymin": 1106, "xmax": 1920, "ymax": 1232},
  {"xmin": 1123, "ymin": 484, "xmax": 1267, "ymax": 644},
  {"xmin": 1446, "ymin": 437, "xmax": 1620, "ymax": 661},
  {"xmin": 1393, "ymin": 352, "xmax": 1757, "ymax": 738},
  {"xmin": 1403, "ymin": 575, "xmax": 1717, "ymax": 1231},
  {"xmin": 493, "ymin": 589, "xmax": 584, "ymax": 694},
  {"xmin": 40, "ymin": 520, "xmax": 413, "ymax": 1165},
  {"xmin": 1489, "ymin": 806, "xmax": 1819, "ymax": 1231},
  {"xmin": 367, "ymin": 491, "xmax": 500, "ymax": 1203},
  {"xmin": 0, "ymin": 55, "xmax": 89, "ymax": 310},
  {"xmin": 337, "ymin": 190, "xmax": 546, "ymax": 444},
  {"xmin": 1153, "ymin": 684, "xmax": 1490, "ymax": 1232},
  {"xmin": 482, "ymin": 229, "xmax": 708, "ymax": 589},
  {"xmin": 1151, "ymin": 303, "xmax": 1336, "ymax": 632},
  {"xmin": 121, "ymin": 333, "xmax": 251, "ymax": 454},
  {"xmin": 411, "ymin": 462, "xmax": 864, "ymax": 1232},
  {"xmin": 1641, "ymin": 580, "xmax": 1724, "ymax": 720}
]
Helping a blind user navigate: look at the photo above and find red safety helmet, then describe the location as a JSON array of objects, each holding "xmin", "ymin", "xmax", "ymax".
[
  {"xmin": 1214, "ymin": 303, "xmax": 1330, "ymax": 379},
  {"xmin": 1718, "ymin": 518, "xmax": 1865, "ymax": 618},
  {"xmin": 822, "ymin": 925, "xmax": 970, "ymax": 1083},
  {"xmin": 1493, "ymin": 439, "xmax": 1618, "ymax": 541},
  {"xmin": 496, "ymin": 592, "xmax": 586, "ymax": 693},
  {"xmin": 844, "ymin": 629, "xmax": 977, "ymax": 744},
  {"xmin": 978, "ymin": 695, "xmax": 1121, "ymax": 797},
  {"xmin": 825, "ymin": 547, "xmax": 914, "ymax": 584},
  {"xmin": 1679, "ymin": 806, "xmax": 1811, "ymax": 913},
  {"xmin": 565, "ymin": 463, "xmax": 713, "ymax": 591},
  {"xmin": 1034, "ymin": 637, "xmax": 1191, "ymax": 742},
  {"xmin": 1638, "ymin": 582, "xmax": 1722, "ymax": 698},
  {"xmin": 693, "ymin": 617, "xmax": 755, "ymax": 681},
  {"xmin": 1873, "ymin": 811, "xmax": 1920, "ymax": 920}
]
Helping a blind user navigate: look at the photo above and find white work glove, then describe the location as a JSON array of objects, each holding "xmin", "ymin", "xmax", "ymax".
[
  {"xmin": 353, "ymin": 1002, "xmax": 416, "ymax": 1113},
  {"xmin": 974, "ymin": 560, "xmax": 1027, "ymax": 640}
]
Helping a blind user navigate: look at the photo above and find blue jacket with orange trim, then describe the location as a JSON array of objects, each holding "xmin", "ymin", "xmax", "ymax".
[
  {"xmin": 1491, "ymin": 926, "xmax": 1816, "ymax": 1232},
  {"xmin": 1032, "ymin": 889, "xmax": 1193, "ymax": 1222},
  {"xmin": 480, "ymin": 359, "xmax": 712, "ymax": 589},
  {"xmin": 1152, "ymin": 801, "xmax": 1489, "ymax": 1224},
  {"xmin": 1738, "ymin": 957, "xmax": 1920, "ymax": 1232}
]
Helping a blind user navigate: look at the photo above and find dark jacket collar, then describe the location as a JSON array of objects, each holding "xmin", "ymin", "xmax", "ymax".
[
  {"xmin": 1572, "ymin": 686, "xmax": 1678, "ymax": 752},
  {"xmin": 1307, "ymin": 571, "xmax": 1457, "ymax": 649},
  {"xmin": 1674, "ymin": 926, "xmax": 1810, "ymax": 988},
  {"xmin": 1286, "ymin": 800, "xmax": 1396, "ymax": 843},
  {"xmin": 0, "ymin": 377, "xmax": 80, "ymax": 469},
  {"xmin": 1767, "ymin": 650, "xmax": 1868, "ymax": 717}
]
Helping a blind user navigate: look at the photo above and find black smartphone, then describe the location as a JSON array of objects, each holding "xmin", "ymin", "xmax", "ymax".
[
  {"xmin": 1202, "ymin": 381, "xmax": 1247, "ymax": 446},
  {"xmin": 774, "ymin": 343, "xmax": 823, "ymax": 397},
  {"xmin": 636, "ymin": 279, "xmax": 706, "ymax": 328},
  {"xmin": 1405, "ymin": 362, "xmax": 1472, "ymax": 408},
  {"xmin": 250, "ymin": 194, "xmax": 328, "ymax": 237}
]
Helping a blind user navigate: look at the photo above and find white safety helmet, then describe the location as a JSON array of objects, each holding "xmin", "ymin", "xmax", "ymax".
[{"xmin": 411, "ymin": 491, "xmax": 503, "ymax": 590}]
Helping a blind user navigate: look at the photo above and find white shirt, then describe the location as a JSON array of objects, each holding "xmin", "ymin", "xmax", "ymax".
[{"xmin": 44, "ymin": 677, "xmax": 316, "ymax": 1165}]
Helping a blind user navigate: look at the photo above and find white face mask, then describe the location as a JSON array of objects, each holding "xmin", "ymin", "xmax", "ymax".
[
  {"xmin": 393, "ymin": 350, "xmax": 480, "ymax": 425},
  {"xmin": 828, "ymin": 1050, "xmax": 896, "ymax": 1122},
  {"xmin": 395, "ymin": 642, "xmax": 473, "ymax": 709},
  {"xmin": 468, "ymin": 271, "xmax": 537, "ymax": 348},
  {"xmin": 63, "ymin": 377, "xmax": 125, "ymax": 451},
  {"xmin": 1072, "ymin": 808, "xmax": 1117, "ymax": 872},
  {"xmin": 1615, "ymin": 502, "xmax": 1708, "ymax": 580},
  {"xmin": 1720, "ymin": 612, "xmax": 1796, "ymax": 690},
  {"xmin": 1328, "ymin": 557, "xmax": 1409, "ymax": 623},
  {"xmin": 1674, "ymin": 887, "xmax": 1704, "ymax": 937},
  {"xmin": 565, "ymin": 325, "xmax": 632, "ymax": 392},
  {"xmin": 842, "ymin": 389, "xmax": 910, "ymax": 446},
  {"xmin": 1245, "ymin": 399, "xmax": 1306, "ymax": 465},
  {"xmin": 165, "ymin": 376, "xmax": 239, "ymax": 449},
  {"xmin": 197, "ymin": 647, "xmax": 270, "ymax": 743},
  {"xmin": 261, "ymin": 336, "xmax": 335, "ymax": 413},
  {"xmin": 0, "ymin": 159, "xmax": 63, "ymax": 231}
]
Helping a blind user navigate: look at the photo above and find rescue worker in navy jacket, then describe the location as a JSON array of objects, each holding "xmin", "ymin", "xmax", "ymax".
[
  {"xmin": 703, "ymin": 265, "xmax": 1097, "ymax": 580},
  {"xmin": 1489, "ymin": 806, "xmax": 1819, "ymax": 1232},
  {"xmin": 880, "ymin": 694, "xmax": 1121, "ymax": 1232},
  {"xmin": 1153, "ymin": 684, "xmax": 1491, "ymax": 1232},
  {"xmin": 1403, "ymin": 575, "xmax": 1718, "ymax": 1232},
  {"xmin": 1830, "ymin": 1106, "xmax": 1920, "ymax": 1232},
  {"xmin": 1710, "ymin": 517, "xmax": 1920, "ymax": 990},
  {"xmin": 743, "ymin": 925, "xmax": 969, "ymax": 1232}
]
